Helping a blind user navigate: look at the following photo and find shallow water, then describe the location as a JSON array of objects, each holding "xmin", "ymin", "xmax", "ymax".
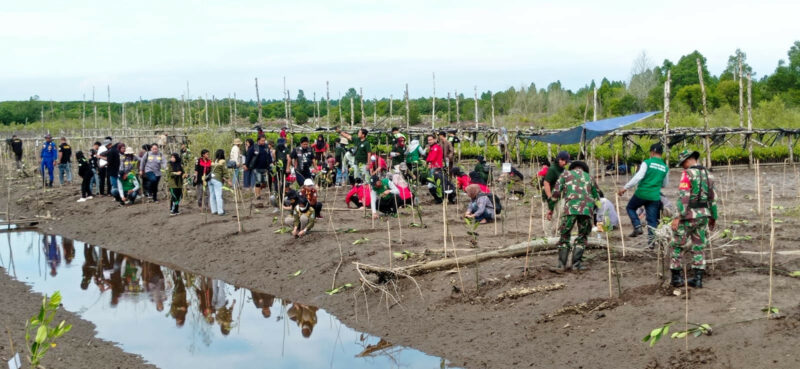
[{"xmin": 0, "ymin": 230, "xmax": 452, "ymax": 369}]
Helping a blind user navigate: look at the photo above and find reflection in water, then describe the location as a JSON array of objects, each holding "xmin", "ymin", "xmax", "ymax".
[{"xmin": 1, "ymin": 232, "xmax": 454, "ymax": 369}]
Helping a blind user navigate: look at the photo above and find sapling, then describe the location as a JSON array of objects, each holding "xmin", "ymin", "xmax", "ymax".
[
  {"xmin": 643, "ymin": 322, "xmax": 712, "ymax": 347},
  {"xmin": 25, "ymin": 291, "xmax": 72, "ymax": 368}
]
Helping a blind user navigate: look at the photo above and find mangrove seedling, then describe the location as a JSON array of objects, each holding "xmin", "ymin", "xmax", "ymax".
[
  {"xmin": 25, "ymin": 291, "xmax": 72, "ymax": 367},
  {"xmin": 352, "ymin": 237, "xmax": 370, "ymax": 245},
  {"xmin": 326, "ymin": 283, "xmax": 353, "ymax": 295}
]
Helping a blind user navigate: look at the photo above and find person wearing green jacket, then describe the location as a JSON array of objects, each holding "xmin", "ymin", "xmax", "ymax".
[
  {"xmin": 618, "ymin": 143, "xmax": 669, "ymax": 247},
  {"xmin": 208, "ymin": 149, "xmax": 231, "ymax": 216}
]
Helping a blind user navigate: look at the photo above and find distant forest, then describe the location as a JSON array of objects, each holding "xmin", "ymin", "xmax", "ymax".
[{"xmin": 1, "ymin": 41, "xmax": 799, "ymax": 128}]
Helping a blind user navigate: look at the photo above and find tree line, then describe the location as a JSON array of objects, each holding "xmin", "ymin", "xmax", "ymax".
[{"xmin": 2, "ymin": 41, "xmax": 799, "ymax": 128}]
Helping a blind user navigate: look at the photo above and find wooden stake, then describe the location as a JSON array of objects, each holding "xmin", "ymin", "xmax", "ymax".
[
  {"xmin": 605, "ymin": 229, "xmax": 613, "ymax": 298},
  {"xmin": 523, "ymin": 187, "xmax": 536, "ymax": 277},
  {"xmin": 768, "ymin": 184, "xmax": 775, "ymax": 318},
  {"xmin": 387, "ymin": 220, "xmax": 393, "ymax": 269},
  {"xmin": 663, "ymin": 70, "xmax": 671, "ymax": 165},
  {"xmin": 455, "ymin": 90, "xmax": 460, "ymax": 124},
  {"xmin": 615, "ymin": 192, "xmax": 626, "ymax": 256},
  {"xmin": 696, "ymin": 58, "xmax": 711, "ymax": 169},
  {"xmin": 474, "ymin": 86, "xmax": 479, "ymax": 129},
  {"xmin": 405, "ymin": 83, "xmax": 410, "ymax": 129},
  {"xmin": 431, "ymin": 72, "xmax": 436, "ymax": 129}
]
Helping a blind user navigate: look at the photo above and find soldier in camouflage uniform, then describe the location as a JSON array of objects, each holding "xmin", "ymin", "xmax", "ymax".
[
  {"xmin": 547, "ymin": 161, "xmax": 599, "ymax": 272},
  {"xmin": 669, "ymin": 150, "xmax": 718, "ymax": 288}
]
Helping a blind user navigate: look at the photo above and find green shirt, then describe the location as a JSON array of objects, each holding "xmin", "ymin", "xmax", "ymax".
[
  {"xmin": 634, "ymin": 157, "xmax": 668, "ymax": 201},
  {"xmin": 354, "ymin": 138, "xmax": 371, "ymax": 165},
  {"xmin": 543, "ymin": 164, "xmax": 564, "ymax": 187}
]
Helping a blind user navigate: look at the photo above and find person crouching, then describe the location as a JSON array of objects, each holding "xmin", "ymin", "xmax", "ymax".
[
  {"xmin": 112, "ymin": 170, "xmax": 140, "ymax": 206},
  {"xmin": 284, "ymin": 192, "xmax": 315, "ymax": 238},
  {"xmin": 465, "ymin": 184, "xmax": 495, "ymax": 224}
]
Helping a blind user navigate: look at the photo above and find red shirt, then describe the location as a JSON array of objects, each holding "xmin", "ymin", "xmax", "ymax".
[
  {"xmin": 279, "ymin": 130, "xmax": 287, "ymax": 139},
  {"xmin": 367, "ymin": 157, "xmax": 387, "ymax": 172},
  {"xmin": 345, "ymin": 184, "xmax": 371, "ymax": 206},
  {"xmin": 456, "ymin": 175, "xmax": 489, "ymax": 193},
  {"xmin": 313, "ymin": 142, "xmax": 329, "ymax": 153},
  {"xmin": 426, "ymin": 143, "xmax": 443, "ymax": 169}
]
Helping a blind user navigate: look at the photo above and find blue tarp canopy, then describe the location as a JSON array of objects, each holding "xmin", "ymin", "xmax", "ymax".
[{"xmin": 522, "ymin": 111, "xmax": 660, "ymax": 145}]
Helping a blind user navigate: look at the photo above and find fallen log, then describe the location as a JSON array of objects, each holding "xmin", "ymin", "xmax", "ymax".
[
  {"xmin": 496, "ymin": 283, "xmax": 566, "ymax": 301},
  {"xmin": 358, "ymin": 237, "xmax": 608, "ymax": 278}
]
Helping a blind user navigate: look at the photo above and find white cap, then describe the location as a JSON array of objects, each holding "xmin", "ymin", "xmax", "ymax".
[
  {"xmin": 303, "ymin": 178, "xmax": 314, "ymax": 186},
  {"xmin": 370, "ymin": 155, "xmax": 377, "ymax": 161}
]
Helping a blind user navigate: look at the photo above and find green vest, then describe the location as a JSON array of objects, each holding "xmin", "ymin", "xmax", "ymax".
[{"xmin": 634, "ymin": 157, "xmax": 668, "ymax": 201}]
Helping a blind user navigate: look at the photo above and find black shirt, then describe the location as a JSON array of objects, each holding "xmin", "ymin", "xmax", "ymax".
[
  {"xmin": 59, "ymin": 143, "xmax": 72, "ymax": 164},
  {"xmin": 290, "ymin": 146, "xmax": 315, "ymax": 175},
  {"xmin": 8, "ymin": 138, "xmax": 22, "ymax": 155},
  {"xmin": 106, "ymin": 145, "xmax": 121, "ymax": 177},
  {"xmin": 246, "ymin": 144, "xmax": 271, "ymax": 170}
]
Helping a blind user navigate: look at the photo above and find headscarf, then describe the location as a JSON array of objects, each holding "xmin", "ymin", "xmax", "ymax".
[
  {"xmin": 170, "ymin": 153, "xmax": 183, "ymax": 173},
  {"xmin": 465, "ymin": 184, "xmax": 481, "ymax": 199}
]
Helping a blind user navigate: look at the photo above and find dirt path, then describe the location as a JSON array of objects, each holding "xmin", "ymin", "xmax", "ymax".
[{"xmin": 3, "ymin": 166, "xmax": 800, "ymax": 368}]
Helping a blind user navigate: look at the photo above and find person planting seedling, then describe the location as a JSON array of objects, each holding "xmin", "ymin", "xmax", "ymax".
[{"xmin": 669, "ymin": 149, "xmax": 718, "ymax": 288}]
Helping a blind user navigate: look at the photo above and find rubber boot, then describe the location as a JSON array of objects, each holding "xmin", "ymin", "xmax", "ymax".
[
  {"xmin": 550, "ymin": 248, "xmax": 570, "ymax": 273},
  {"xmin": 629, "ymin": 225, "xmax": 643, "ymax": 238},
  {"xmin": 670, "ymin": 269, "xmax": 684, "ymax": 287},
  {"xmin": 687, "ymin": 269, "xmax": 704, "ymax": 288},
  {"xmin": 571, "ymin": 247, "xmax": 586, "ymax": 271}
]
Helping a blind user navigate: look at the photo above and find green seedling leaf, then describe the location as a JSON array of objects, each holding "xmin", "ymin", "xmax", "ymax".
[
  {"xmin": 731, "ymin": 235, "xmax": 752, "ymax": 241},
  {"xmin": 345, "ymin": 228, "xmax": 358, "ymax": 233},
  {"xmin": 352, "ymin": 237, "xmax": 370, "ymax": 245},
  {"xmin": 788, "ymin": 271, "xmax": 800, "ymax": 277},
  {"xmin": 325, "ymin": 283, "xmax": 353, "ymax": 295},
  {"xmin": 35, "ymin": 325, "xmax": 47, "ymax": 344},
  {"xmin": 272, "ymin": 216, "xmax": 278, "ymax": 225},
  {"xmin": 762, "ymin": 306, "xmax": 779, "ymax": 314},
  {"xmin": 409, "ymin": 223, "xmax": 422, "ymax": 228},
  {"xmin": 274, "ymin": 226, "xmax": 291, "ymax": 234},
  {"xmin": 773, "ymin": 219, "xmax": 783, "ymax": 223},
  {"xmin": 289, "ymin": 270, "xmax": 303, "ymax": 277}
]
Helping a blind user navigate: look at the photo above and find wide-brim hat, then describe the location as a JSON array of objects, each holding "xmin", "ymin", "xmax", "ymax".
[
  {"xmin": 233, "ymin": 138, "xmax": 242, "ymax": 145},
  {"xmin": 124, "ymin": 147, "xmax": 135, "ymax": 155},
  {"xmin": 677, "ymin": 149, "xmax": 700, "ymax": 167}
]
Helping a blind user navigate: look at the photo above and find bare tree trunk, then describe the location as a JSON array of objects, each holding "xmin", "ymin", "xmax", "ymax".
[
  {"xmin": 204, "ymin": 95, "xmax": 209, "ymax": 129},
  {"xmin": 447, "ymin": 92, "xmax": 451, "ymax": 124},
  {"xmin": 455, "ymin": 90, "xmax": 460, "ymax": 123},
  {"xmin": 738, "ymin": 58, "xmax": 744, "ymax": 129},
  {"xmin": 233, "ymin": 92, "xmax": 238, "ymax": 119},
  {"xmin": 81, "ymin": 94, "xmax": 86, "ymax": 137},
  {"xmin": 490, "ymin": 91, "xmax": 496, "ymax": 128},
  {"xmin": 431, "ymin": 72, "xmax": 436, "ymax": 129},
  {"xmin": 181, "ymin": 95, "xmax": 186, "ymax": 127},
  {"xmin": 663, "ymin": 70, "xmax": 671, "ymax": 166},
  {"xmin": 228, "ymin": 94, "xmax": 233, "ymax": 126},
  {"xmin": 122, "ymin": 102, "xmax": 126, "ymax": 129},
  {"xmin": 107, "ymin": 85, "xmax": 112, "ymax": 129},
  {"xmin": 593, "ymin": 87, "xmax": 598, "ymax": 121},
  {"xmin": 359, "ymin": 88, "xmax": 365, "ymax": 127},
  {"xmin": 405, "ymin": 83, "xmax": 410, "ymax": 129},
  {"xmin": 350, "ymin": 97, "xmax": 355, "ymax": 127},
  {"xmin": 214, "ymin": 95, "xmax": 221, "ymax": 127},
  {"xmin": 255, "ymin": 78, "xmax": 262, "ymax": 124},
  {"xmin": 283, "ymin": 77, "xmax": 288, "ymax": 124},
  {"xmin": 747, "ymin": 73, "xmax": 754, "ymax": 168},
  {"xmin": 696, "ymin": 58, "xmax": 712, "ymax": 169},
  {"xmin": 474, "ymin": 86, "xmax": 479, "ymax": 129},
  {"xmin": 389, "ymin": 94, "xmax": 393, "ymax": 123},
  {"xmin": 186, "ymin": 81, "xmax": 192, "ymax": 125},
  {"xmin": 326, "ymin": 81, "xmax": 331, "ymax": 126},
  {"xmin": 338, "ymin": 91, "xmax": 343, "ymax": 126}
]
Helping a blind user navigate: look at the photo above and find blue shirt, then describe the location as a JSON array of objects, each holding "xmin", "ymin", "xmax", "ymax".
[{"xmin": 41, "ymin": 141, "xmax": 58, "ymax": 161}]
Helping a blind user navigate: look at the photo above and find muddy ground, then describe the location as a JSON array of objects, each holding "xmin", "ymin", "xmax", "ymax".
[{"xmin": 2, "ymin": 164, "xmax": 800, "ymax": 368}]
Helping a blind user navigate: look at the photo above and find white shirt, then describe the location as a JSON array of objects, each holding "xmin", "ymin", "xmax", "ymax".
[
  {"xmin": 230, "ymin": 145, "xmax": 242, "ymax": 165},
  {"xmin": 97, "ymin": 145, "xmax": 108, "ymax": 168},
  {"xmin": 623, "ymin": 161, "xmax": 669, "ymax": 190}
]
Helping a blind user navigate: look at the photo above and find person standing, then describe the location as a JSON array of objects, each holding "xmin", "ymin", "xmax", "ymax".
[
  {"xmin": 618, "ymin": 143, "xmax": 669, "ymax": 246},
  {"xmin": 167, "ymin": 153, "xmax": 184, "ymax": 215},
  {"xmin": 291, "ymin": 137, "xmax": 316, "ymax": 186},
  {"xmin": 89, "ymin": 142, "xmax": 101, "ymax": 195},
  {"xmin": 140, "ymin": 143, "xmax": 167, "ymax": 203},
  {"xmin": 39, "ymin": 134, "xmax": 58, "ymax": 187},
  {"xmin": 338, "ymin": 128, "xmax": 370, "ymax": 181},
  {"xmin": 425, "ymin": 134, "xmax": 443, "ymax": 175},
  {"xmin": 438, "ymin": 131, "xmax": 454, "ymax": 170},
  {"xmin": 105, "ymin": 142, "xmax": 124, "ymax": 196},
  {"xmin": 57, "ymin": 137, "xmax": 73, "ymax": 185},
  {"xmin": 76, "ymin": 151, "xmax": 93, "ymax": 202},
  {"xmin": 242, "ymin": 139, "xmax": 254, "ymax": 189},
  {"xmin": 194, "ymin": 149, "xmax": 211, "ymax": 208},
  {"xmin": 547, "ymin": 161, "xmax": 599, "ymax": 272},
  {"xmin": 96, "ymin": 138, "xmax": 112, "ymax": 195},
  {"xmin": 669, "ymin": 150, "xmax": 718, "ymax": 288},
  {"xmin": 208, "ymin": 149, "xmax": 230, "ymax": 216},
  {"xmin": 244, "ymin": 136, "xmax": 272, "ymax": 200},
  {"xmin": 543, "ymin": 151, "xmax": 571, "ymax": 233},
  {"xmin": 312, "ymin": 134, "xmax": 329, "ymax": 162},
  {"xmin": 230, "ymin": 138, "xmax": 243, "ymax": 186},
  {"xmin": 7, "ymin": 135, "xmax": 23, "ymax": 170}
]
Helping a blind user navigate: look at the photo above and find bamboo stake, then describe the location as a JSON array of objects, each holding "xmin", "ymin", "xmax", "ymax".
[
  {"xmin": 756, "ymin": 160, "xmax": 763, "ymax": 263},
  {"xmin": 747, "ymin": 73, "xmax": 754, "ymax": 168},
  {"xmin": 455, "ymin": 90, "xmax": 460, "ymax": 123},
  {"xmin": 233, "ymin": 171, "xmax": 242, "ymax": 233},
  {"xmin": 615, "ymin": 192, "xmax": 626, "ymax": 257},
  {"xmin": 523, "ymin": 186, "xmax": 536, "ymax": 277},
  {"xmin": 605, "ymin": 228, "xmax": 613, "ymax": 298},
  {"xmin": 683, "ymin": 263, "xmax": 689, "ymax": 351},
  {"xmin": 697, "ymin": 58, "xmax": 711, "ymax": 170},
  {"xmin": 431, "ymin": 72, "xmax": 436, "ymax": 129},
  {"xmin": 442, "ymin": 196, "xmax": 447, "ymax": 259},
  {"xmin": 767, "ymin": 184, "xmax": 775, "ymax": 317},
  {"xmin": 387, "ymin": 220, "xmax": 393, "ymax": 269},
  {"xmin": 405, "ymin": 83, "xmax": 409, "ymax": 129},
  {"xmin": 474, "ymin": 86, "xmax": 479, "ymax": 129},
  {"xmin": 449, "ymin": 232, "xmax": 465, "ymax": 293},
  {"xmin": 326, "ymin": 81, "xmax": 331, "ymax": 126}
]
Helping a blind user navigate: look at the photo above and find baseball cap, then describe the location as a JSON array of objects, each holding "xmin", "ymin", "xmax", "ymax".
[
  {"xmin": 650, "ymin": 143, "xmax": 663, "ymax": 154},
  {"xmin": 303, "ymin": 178, "xmax": 314, "ymax": 186},
  {"xmin": 557, "ymin": 151, "xmax": 570, "ymax": 162}
]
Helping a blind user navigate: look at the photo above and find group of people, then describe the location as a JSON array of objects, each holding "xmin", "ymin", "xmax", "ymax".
[
  {"xmin": 16, "ymin": 128, "xmax": 717, "ymax": 287},
  {"xmin": 541, "ymin": 143, "xmax": 718, "ymax": 288}
]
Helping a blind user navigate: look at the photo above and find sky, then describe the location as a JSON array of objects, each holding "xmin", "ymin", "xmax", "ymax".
[{"xmin": 1, "ymin": 0, "xmax": 798, "ymax": 102}]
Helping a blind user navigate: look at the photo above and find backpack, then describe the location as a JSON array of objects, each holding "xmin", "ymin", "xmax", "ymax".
[{"xmin": 478, "ymin": 193, "xmax": 503, "ymax": 215}]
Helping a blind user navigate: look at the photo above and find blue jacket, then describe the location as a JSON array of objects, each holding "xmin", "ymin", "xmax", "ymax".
[{"xmin": 41, "ymin": 141, "xmax": 58, "ymax": 161}]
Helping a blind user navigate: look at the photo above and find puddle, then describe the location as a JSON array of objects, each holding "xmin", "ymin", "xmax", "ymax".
[{"xmin": 1, "ymin": 230, "xmax": 454, "ymax": 369}]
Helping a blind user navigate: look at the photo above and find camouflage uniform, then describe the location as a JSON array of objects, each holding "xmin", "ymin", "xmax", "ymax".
[
  {"xmin": 670, "ymin": 163, "xmax": 718, "ymax": 271},
  {"xmin": 550, "ymin": 167, "xmax": 599, "ymax": 270}
]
